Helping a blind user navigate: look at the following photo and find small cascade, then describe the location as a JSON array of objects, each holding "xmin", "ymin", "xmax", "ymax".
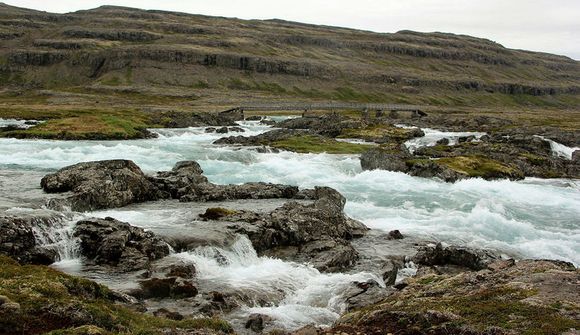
[
  {"xmin": 544, "ymin": 138, "xmax": 579, "ymax": 160},
  {"xmin": 11, "ymin": 209, "xmax": 83, "ymax": 262},
  {"xmin": 395, "ymin": 259, "xmax": 418, "ymax": 284},
  {"xmin": 403, "ymin": 127, "xmax": 487, "ymax": 153},
  {"xmin": 174, "ymin": 235, "xmax": 383, "ymax": 331}
]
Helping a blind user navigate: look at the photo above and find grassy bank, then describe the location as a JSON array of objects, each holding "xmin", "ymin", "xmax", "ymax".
[
  {"xmin": 0, "ymin": 107, "xmax": 159, "ymax": 140},
  {"xmin": 0, "ymin": 255, "xmax": 232, "ymax": 334}
]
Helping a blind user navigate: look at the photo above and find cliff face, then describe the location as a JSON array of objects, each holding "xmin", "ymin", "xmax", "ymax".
[{"xmin": 0, "ymin": 3, "xmax": 579, "ymax": 107}]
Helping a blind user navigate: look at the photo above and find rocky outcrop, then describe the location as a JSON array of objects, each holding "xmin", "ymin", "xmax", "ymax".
[
  {"xmin": 41, "ymin": 159, "xmax": 316, "ymax": 211},
  {"xmin": 74, "ymin": 217, "xmax": 170, "ymax": 271},
  {"xmin": 330, "ymin": 259, "xmax": 579, "ymax": 334},
  {"xmin": 63, "ymin": 28, "xmax": 162, "ymax": 42},
  {"xmin": 41, "ymin": 160, "xmax": 162, "ymax": 211}
]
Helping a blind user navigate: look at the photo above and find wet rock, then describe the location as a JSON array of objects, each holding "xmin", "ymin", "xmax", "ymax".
[
  {"xmin": 260, "ymin": 119, "xmax": 277, "ymax": 126},
  {"xmin": 255, "ymin": 146, "xmax": 280, "ymax": 153},
  {"xmin": 205, "ymin": 127, "xmax": 216, "ymax": 133},
  {"xmin": 218, "ymin": 108, "xmax": 244, "ymax": 123},
  {"xmin": 229, "ymin": 187, "xmax": 369, "ymax": 272},
  {"xmin": 413, "ymin": 243, "xmax": 497, "ymax": 271},
  {"xmin": 436, "ymin": 137, "xmax": 450, "ymax": 145},
  {"xmin": 165, "ymin": 263, "xmax": 197, "ymax": 279},
  {"xmin": 197, "ymin": 291, "xmax": 240, "ymax": 315},
  {"xmin": 216, "ymin": 126, "xmax": 229, "ymax": 134},
  {"xmin": 342, "ymin": 280, "xmax": 394, "ymax": 311},
  {"xmin": 458, "ymin": 135, "xmax": 476, "ymax": 143},
  {"xmin": 245, "ymin": 116, "xmax": 263, "ymax": 121},
  {"xmin": 41, "ymin": 160, "xmax": 162, "ymax": 211},
  {"xmin": 137, "ymin": 277, "xmax": 198, "ymax": 299},
  {"xmin": 387, "ymin": 230, "xmax": 404, "ymax": 240},
  {"xmin": 360, "ymin": 148, "xmax": 410, "ymax": 172},
  {"xmin": 228, "ymin": 126, "xmax": 245, "ymax": 132},
  {"xmin": 179, "ymin": 182, "xmax": 300, "ymax": 202},
  {"xmin": 153, "ymin": 308, "xmax": 184, "ymax": 321},
  {"xmin": 381, "ymin": 259, "xmax": 400, "ymax": 286},
  {"xmin": 406, "ymin": 159, "xmax": 466, "ymax": 183},
  {"xmin": 74, "ymin": 217, "xmax": 170, "ymax": 271},
  {"xmin": 150, "ymin": 160, "xmax": 208, "ymax": 199},
  {"xmin": 0, "ymin": 216, "xmax": 57, "ymax": 265},
  {"xmin": 572, "ymin": 150, "xmax": 579, "ymax": 162},
  {"xmin": 245, "ymin": 313, "xmax": 272, "ymax": 332}
]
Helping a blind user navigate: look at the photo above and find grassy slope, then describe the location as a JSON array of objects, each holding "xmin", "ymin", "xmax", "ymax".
[
  {"xmin": 0, "ymin": 255, "xmax": 232, "ymax": 335},
  {"xmin": 0, "ymin": 3, "xmax": 578, "ymax": 138},
  {"xmin": 0, "ymin": 3, "xmax": 578, "ymax": 109}
]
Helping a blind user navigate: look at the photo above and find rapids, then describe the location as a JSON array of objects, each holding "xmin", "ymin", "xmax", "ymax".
[{"xmin": 1, "ymin": 119, "xmax": 579, "ymax": 331}]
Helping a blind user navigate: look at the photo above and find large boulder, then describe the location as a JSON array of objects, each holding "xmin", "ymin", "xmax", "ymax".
[
  {"xmin": 41, "ymin": 160, "xmax": 162, "ymax": 212},
  {"xmin": 149, "ymin": 160, "xmax": 208, "ymax": 199},
  {"xmin": 227, "ymin": 187, "xmax": 369, "ymax": 272},
  {"xmin": 74, "ymin": 217, "xmax": 170, "ymax": 271}
]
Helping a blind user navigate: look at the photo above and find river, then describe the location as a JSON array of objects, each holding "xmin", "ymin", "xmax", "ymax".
[{"xmin": 0, "ymin": 119, "xmax": 578, "ymax": 331}]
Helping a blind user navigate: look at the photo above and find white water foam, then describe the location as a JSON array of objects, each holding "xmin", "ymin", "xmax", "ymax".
[
  {"xmin": 174, "ymin": 236, "xmax": 382, "ymax": 331},
  {"xmin": 404, "ymin": 127, "xmax": 486, "ymax": 153},
  {"xmin": 544, "ymin": 138, "xmax": 579, "ymax": 160}
]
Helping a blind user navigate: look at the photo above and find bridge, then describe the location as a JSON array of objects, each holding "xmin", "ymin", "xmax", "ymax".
[{"xmin": 220, "ymin": 102, "xmax": 427, "ymax": 118}]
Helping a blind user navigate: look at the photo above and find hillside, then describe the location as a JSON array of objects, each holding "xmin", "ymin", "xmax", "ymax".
[{"xmin": 0, "ymin": 2, "xmax": 579, "ymax": 111}]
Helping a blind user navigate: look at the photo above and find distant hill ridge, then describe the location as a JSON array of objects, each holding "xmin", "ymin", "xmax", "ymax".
[{"xmin": 0, "ymin": 2, "xmax": 578, "ymax": 107}]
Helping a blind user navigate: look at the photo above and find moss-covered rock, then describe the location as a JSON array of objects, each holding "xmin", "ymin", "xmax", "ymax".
[
  {"xmin": 271, "ymin": 135, "xmax": 369, "ymax": 154},
  {"xmin": 339, "ymin": 124, "xmax": 424, "ymax": 143},
  {"xmin": 331, "ymin": 260, "xmax": 580, "ymax": 335},
  {"xmin": 0, "ymin": 255, "xmax": 233, "ymax": 335}
]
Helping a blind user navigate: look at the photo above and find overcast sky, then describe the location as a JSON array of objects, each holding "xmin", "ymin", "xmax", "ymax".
[{"xmin": 5, "ymin": 0, "xmax": 580, "ymax": 60}]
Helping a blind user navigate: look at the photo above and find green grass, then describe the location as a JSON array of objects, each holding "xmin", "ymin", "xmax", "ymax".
[
  {"xmin": 0, "ymin": 108, "xmax": 159, "ymax": 140},
  {"xmin": 0, "ymin": 255, "xmax": 233, "ymax": 335},
  {"xmin": 344, "ymin": 276, "xmax": 579, "ymax": 335},
  {"xmin": 271, "ymin": 135, "xmax": 370, "ymax": 154}
]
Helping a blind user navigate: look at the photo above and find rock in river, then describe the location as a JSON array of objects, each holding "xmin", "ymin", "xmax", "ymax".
[
  {"xmin": 74, "ymin": 217, "xmax": 170, "ymax": 271},
  {"xmin": 41, "ymin": 160, "xmax": 162, "ymax": 212}
]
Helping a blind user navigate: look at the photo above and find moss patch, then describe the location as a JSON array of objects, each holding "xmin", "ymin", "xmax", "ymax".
[
  {"xmin": 271, "ymin": 135, "xmax": 369, "ymax": 154},
  {"xmin": 436, "ymin": 155, "xmax": 523, "ymax": 179},
  {"xmin": 0, "ymin": 255, "xmax": 232, "ymax": 334},
  {"xmin": 339, "ymin": 124, "xmax": 419, "ymax": 142}
]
